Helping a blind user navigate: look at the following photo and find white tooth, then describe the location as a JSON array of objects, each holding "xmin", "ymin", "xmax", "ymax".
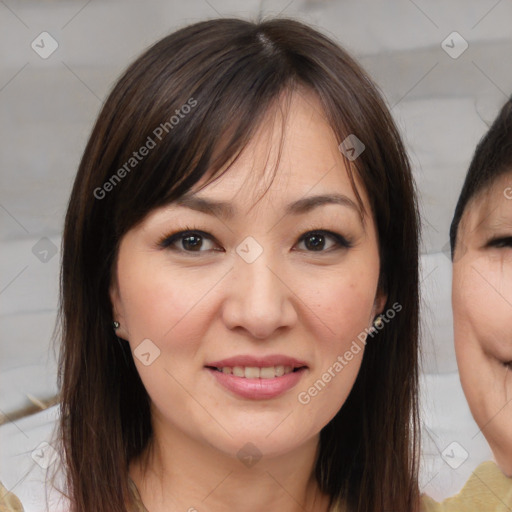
[
  {"xmin": 284, "ymin": 365, "xmax": 292, "ymax": 374},
  {"xmin": 274, "ymin": 365, "xmax": 285, "ymax": 377},
  {"xmin": 233, "ymin": 366, "xmax": 245, "ymax": 377},
  {"xmin": 222, "ymin": 367, "xmax": 232, "ymax": 375},
  {"xmin": 245, "ymin": 366, "xmax": 260, "ymax": 379},
  {"xmin": 260, "ymin": 366, "xmax": 276, "ymax": 379}
]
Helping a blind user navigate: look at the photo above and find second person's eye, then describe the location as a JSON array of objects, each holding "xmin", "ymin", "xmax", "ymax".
[{"xmin": 487, "ymin": 236, "xmax": 512, "ymax": 249}]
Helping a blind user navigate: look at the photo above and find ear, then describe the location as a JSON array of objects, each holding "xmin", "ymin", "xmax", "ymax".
[
  {"xmin": 109, "ymin": 278, "xmax": 130, "ymax": 340},
  {"xmin": 371, "ymin": 286, "xmax": 388, "ymax": 319}
]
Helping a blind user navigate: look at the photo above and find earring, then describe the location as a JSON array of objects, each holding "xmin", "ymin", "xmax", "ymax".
[
  {"xmin": 113, "ymin": 321, "xmax": 120, "ymax": 330},
  {"xmin": 373, "ymin": 315, "xmax": 384, "ymax": 329}
]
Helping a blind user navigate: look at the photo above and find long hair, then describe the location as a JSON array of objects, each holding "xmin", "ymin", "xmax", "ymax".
[{"xmin": 56, "ymin": 17, "xmax": 420, "ymax": 512}]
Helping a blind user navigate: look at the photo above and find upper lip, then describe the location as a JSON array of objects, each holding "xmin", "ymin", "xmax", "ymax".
[{"xmin": 206, "ymin": 355, "xmax": 308, "ymax": 369}]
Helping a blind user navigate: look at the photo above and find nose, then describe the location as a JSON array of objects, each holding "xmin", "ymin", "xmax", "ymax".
[{"xmin": 221, "ymin": 251, "xmax": 298, "ymax": 339}]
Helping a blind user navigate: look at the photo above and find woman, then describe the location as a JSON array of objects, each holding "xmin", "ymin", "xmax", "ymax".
[
  {"xmin": 423, "ymin": 98, "xmax": 512, "ymax": 510},
  {"xmin": 47, "ymin": 17, "xmax": 421, "ymax": 512}
]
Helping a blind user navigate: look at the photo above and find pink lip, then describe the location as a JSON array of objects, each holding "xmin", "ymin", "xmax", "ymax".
[
  {"xmin": 204, "ymin": 354, "xmax": 308, "ymax": 400},
  {"xmin": 206, "ymin": 355, "xmax": 308, "ymax": 369},
  {"xmin": 206, "ymin": 367, "xmax": 307, "ymax": 400}
]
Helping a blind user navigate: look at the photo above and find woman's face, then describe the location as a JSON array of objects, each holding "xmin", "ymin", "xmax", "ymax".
[
  {"xmin": 452, "ymin": 172, "xmax": 512, "ymax": 476},
  {"xmin": 111, "ymin": 91, "xmax": 385, "ymax": 461}
]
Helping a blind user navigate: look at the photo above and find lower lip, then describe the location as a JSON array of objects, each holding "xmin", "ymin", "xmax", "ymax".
[{"xmin": 206, "ymin": 367, "xmax": 307, "ymax": 400}]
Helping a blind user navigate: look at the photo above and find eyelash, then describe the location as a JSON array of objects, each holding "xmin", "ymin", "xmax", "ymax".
[
  {"xmin": 157, "ymin": 225, "xmax": 352, "ymax": 254},
  {"xmin": 487, "ymin": 236, "xmax": 512, "ymax": 249}
]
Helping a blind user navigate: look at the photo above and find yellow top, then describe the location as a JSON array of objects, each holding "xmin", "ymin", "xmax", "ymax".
[
  {"xmin": 2, "ymin": 462, "xmax": 511, "ymax": 511},
  {"xmin": 127, "ymin": 478, "xmax": 347, "ymax": 511},
  {"xmin": 420, "ymin": 461, "xmax": 512, "ymax": 512},
  {"xmin": 0, "ymin": 481, "xmax": 23, "ymax": 512}
]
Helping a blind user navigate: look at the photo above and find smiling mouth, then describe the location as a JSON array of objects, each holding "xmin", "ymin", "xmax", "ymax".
[{"xmin": 206, "ymin": 365, "xmax": 307, "ymax": 379}]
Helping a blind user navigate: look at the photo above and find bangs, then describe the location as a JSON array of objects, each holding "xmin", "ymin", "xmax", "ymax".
[
  {"xmin": 86, "ymin": 19, "xmax": 376, "ymax": 242},
  {"xmin": 60, "ymin": 17, "xmax": 420, "ymax": 512},
  {"xmin": 91, "ymin": 24, "xmax": 299, "ymax": 236}
]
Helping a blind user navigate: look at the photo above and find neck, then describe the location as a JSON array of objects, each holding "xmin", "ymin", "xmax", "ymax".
[{"xmin": 129, "ymin": 414, "xmax": 332, "ymax": 512}]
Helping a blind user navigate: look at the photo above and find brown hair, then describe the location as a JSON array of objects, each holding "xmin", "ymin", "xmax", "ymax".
[
  {"xmin": 56, "ymin": 16, "xmax": 420, "ymax": 512},
  {"xmin": 450, "ymin": 96, "xmax": 512, "ymax": 257}
]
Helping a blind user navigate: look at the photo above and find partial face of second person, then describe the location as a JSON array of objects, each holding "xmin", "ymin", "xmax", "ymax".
[
  {"xmin": 452, "ymin": 173, "xmax": 512, "ymax": 476},
  {"xmin": 111, "ymin": 90, "xmax": 386, "ymax": 465}
]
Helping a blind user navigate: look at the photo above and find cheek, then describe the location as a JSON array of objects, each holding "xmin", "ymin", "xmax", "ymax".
[
  {"xmin": 453, "ymin": 258, "xmax": 512, "ymax": 356},
  {"xmin": 117, "ymin": 260, "xmax": 223, "ymax": 414},
  {"xmin": 453, "ymin": 257, "xmax": 512, "ymax": 449},
  {"xmin": 315, "ymin": 278, "xmax": 375, "ymax": 347},
  {"xmin": 474, "ymin": 256, "xmax": 512, "ymax": 319},
  {"xmin": 119, "ymin": 258, "xmax": 220, "ymax": 344},
  {"xmin": 296, "ymin": 258, "xmax": 379, "ymax": 400},
  {"xmin": 318, "ymin": 258, "xmax": 379, "ymax": 336},
  {"xmin": 116, "ymin": 259, "xmax": 231, "ymax": 416}
]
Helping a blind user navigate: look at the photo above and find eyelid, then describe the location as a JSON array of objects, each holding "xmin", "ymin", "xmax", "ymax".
[
  {"xmin": 157, "ymin": 226, "xmax": 353, "ymax": 253},
  {"xmin": 296, "ymin": 229, "xmax": 352, "ymax": 250},
  {"xmin": 487, "ymin": 236, "xmax": 512, "ymax": 248},
  {"xmin": 157, "ymin": 226, "xmax": 222, "ymax": 251}
]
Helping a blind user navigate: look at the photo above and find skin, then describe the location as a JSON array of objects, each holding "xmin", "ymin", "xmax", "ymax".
[
  {"xmin": 111, "ymin": 89, "xmax": 386, "ymax": 512},
  {"xmin": 452, "ymin": 172, "xmax": 512, "ymax": 477}
]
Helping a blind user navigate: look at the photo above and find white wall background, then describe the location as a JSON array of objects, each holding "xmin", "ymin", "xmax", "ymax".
[{"xmin": 1, "ymin": 0, "xmax": 511, "ymax": 508}]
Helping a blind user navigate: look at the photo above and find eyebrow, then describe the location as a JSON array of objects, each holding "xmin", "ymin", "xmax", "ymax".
[{"xmin": 175, "ymin": 193, "xmax": 362, "ymax": 219}]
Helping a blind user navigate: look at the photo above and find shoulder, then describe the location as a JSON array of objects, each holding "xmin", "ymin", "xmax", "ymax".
[
  {"xmin": 420, "ymin": 461, "xmax": 512, "ymax": 511},
  {"xmin": 420, "ymin": 493, "xmax": 442, "ymax": 512},
  {"xmin": 0, "ymin": 406, "xmax": 69, "ymax": 512},
  {"xmin": 127, "ymin": 478, "xmax": 148, "ymax": 512},
  {"xmin": 0, "ymin": 481, "xmax": 24, "ymax": 512}
]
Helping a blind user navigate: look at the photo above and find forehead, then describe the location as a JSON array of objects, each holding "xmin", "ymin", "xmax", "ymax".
[
  {"xmin": 460, "ymin": 172, "xmax": 512, "ymax": 238},
  {"xmin": 190, "ymin": 89, "xmax": 370, "ymax": 217}
]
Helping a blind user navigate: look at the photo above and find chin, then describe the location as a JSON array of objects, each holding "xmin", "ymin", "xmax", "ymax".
[{"xmin": 211, "ymin": 427, "xmax": 315, "ymax": 463}]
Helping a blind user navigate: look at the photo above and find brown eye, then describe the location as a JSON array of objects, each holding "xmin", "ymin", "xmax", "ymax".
[
  {"xmin": 181, "ymin": 234, "xmax": 203, "ymax": 251},
  {"xmin": 160, "ymin": 230, "xmax": 221, "ymax": 253},
  {"xmin": 303, "ymin": 233, "xmax": 326, "ymax": 251},
  {"xmin": 295, "ymin": 230, "xmax": 352, "ymax": 252}
]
